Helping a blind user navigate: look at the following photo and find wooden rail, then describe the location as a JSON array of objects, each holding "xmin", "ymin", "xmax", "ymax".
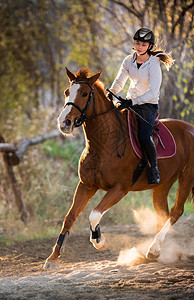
[{"xmin": 0, "ymin": 130, "xmax": 61, "ymax": 224}]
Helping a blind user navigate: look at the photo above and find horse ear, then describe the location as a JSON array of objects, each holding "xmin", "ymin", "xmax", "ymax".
[
  {"xmin": 66, "ymin": 67, "xmax": 76, "ymax": 82},
  {"xmin": 88, "ymin": 71, "xmax": 102, "ymax": 86}
]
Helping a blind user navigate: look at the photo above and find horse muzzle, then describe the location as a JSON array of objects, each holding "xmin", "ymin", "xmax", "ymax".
[{"xmin": 58, "ymin": 118, "xmax": 73, "ymax": 134}]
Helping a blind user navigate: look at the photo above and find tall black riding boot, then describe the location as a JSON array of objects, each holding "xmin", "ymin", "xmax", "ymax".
[{"xmin": 143, "ymin": 138, "xmax": 160, "ymax": 184}]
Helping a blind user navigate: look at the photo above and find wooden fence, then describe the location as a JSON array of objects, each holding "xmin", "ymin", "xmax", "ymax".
[{"xmin": 0, "ymin": 130, "xmax": 60, "ymax": 224}]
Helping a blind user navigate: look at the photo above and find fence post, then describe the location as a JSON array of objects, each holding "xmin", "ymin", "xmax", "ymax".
[{"xmin": 0, "ymin": 134, "xmax": 28, "ymax": 224}]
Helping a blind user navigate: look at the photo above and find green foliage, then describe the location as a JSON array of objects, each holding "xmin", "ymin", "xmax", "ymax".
[
  {"xmin": 42, "ymin": 139, "xmax": 82, "ymax": 167},
  {"xmin": 0, "ymin": 0, "xmax": 68, "ymax": 118}
]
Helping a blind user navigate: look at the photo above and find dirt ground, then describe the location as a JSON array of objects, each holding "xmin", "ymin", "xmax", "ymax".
[{"xmin": 0, "ymin": 215, "xmax": 194, "ymax": 300}]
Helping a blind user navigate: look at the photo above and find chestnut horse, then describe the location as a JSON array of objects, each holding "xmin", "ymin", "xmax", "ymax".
[{"xmin": 44, "ymin": 68, "xmax": 194, "ymax": 269}]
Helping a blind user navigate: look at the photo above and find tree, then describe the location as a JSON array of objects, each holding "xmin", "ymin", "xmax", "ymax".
[
  {"xmin": 0, "ymin": 0, "xmax": 193, "ymax": 125},
  {"xmin": 0, "ymin": 0, "xmax": 68, "ymax": 115}
]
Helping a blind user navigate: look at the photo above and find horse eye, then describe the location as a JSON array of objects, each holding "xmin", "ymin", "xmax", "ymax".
[{"xmin": 82, "ymin": 92, "xmax": 88, "ymax": 97}]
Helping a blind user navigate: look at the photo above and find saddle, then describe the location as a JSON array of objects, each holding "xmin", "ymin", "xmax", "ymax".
[{"xmin": 128, "ymin": 111, "xmax": 176, "ymax": 159}]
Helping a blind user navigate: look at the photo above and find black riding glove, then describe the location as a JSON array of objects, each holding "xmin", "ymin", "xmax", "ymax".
[
  {"xmin": 118, "ymin": 98, "xmax": 133, "ymax": 110},
  {"xmin": 107, "ymin": 92, "xmax": 113, "ymax": 101}
]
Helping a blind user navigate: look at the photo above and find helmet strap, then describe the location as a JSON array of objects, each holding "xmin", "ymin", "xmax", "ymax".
[
  {"xmin": 140, "ymin": 44, "xmax": 152, "ymax": 56},
  {"xmin": 140, "ymin": 50, "xmax": 149, "ymax": 56}
]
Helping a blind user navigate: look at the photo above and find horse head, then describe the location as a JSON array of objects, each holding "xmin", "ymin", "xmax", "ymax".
[{"xmin": 58, "ymin": 68, "xmax": 102, "ymax": 135}]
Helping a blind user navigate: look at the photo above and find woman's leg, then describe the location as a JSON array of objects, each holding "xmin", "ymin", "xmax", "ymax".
[
  {"xmin": 143, "ymin": 137, "xmax": 160, "ymax": 184},
  {"xmin": 133, "ymin": 103, "xmax": 160, "ymax": 184}
]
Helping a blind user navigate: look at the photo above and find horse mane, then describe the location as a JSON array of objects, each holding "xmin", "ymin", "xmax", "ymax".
[
  {"xmin": 75, "ymin": 68, "xmax": 91, "ymax": 80},
  {"xmin": 75, "ymin": 68, "xmax": 106, "ymax": 97}
]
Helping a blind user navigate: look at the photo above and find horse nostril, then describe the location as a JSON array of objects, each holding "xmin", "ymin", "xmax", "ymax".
[{"xmin": 65, "ymin": 119, "xmax": 71, "ymax": 127}]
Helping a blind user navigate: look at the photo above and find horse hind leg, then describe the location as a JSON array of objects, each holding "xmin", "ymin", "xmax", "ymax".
[
  {"xmin": 170, "ymin": 178, "xmax": 194, "ymax": 225},
  {"xmin": 146, "ymin": 179, "xmax": 174, "ymax": 260},
  {"xmin": 168, "ymin": 152, "xmax": 194, "ymax": 224},
  {"xmin": 146, "ymin": 172, "xmax": 193, "ymax": 260},
  {"xmin": 152, "ymin": 177, "xmax": 177, "ymax": 233},
  {"xmin": 89, "ymin": 184, "xmax": 128, "ymax": 250},
  {"xmin": 169, "ymin": 143, "xmax": 194, "ymax": 225}
]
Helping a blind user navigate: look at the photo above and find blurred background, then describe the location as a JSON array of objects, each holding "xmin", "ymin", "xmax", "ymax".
[{"xmin": 0, "ymin": 0, "xmax": 193, "ymax": 245}]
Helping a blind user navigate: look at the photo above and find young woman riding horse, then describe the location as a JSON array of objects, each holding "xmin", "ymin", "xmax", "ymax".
[
  {"xmin": 108, "ymin": 28, "xmax": 174, "ymax": 185},
  {"xmin": 44, "ymin": 33, "xmax": 193, "ymax": 270}
]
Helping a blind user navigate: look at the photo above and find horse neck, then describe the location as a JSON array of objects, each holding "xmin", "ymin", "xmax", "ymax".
[{"xmin": 83, "ymin": 87, "xmax": 126, "ymax": 148}]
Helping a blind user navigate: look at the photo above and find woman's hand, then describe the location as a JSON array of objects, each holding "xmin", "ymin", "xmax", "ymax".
[
  {"xmin": 118, "ymin": 98, "xmax": 133, "ymax": 110},
  {"xmin": 107, "ymin": 92, "xmax": 113, "ymax": 101}
]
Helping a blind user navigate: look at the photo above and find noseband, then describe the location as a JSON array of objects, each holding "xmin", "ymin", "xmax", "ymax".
[{"xmin": 64, "ymin": 81, "xmax": 96, "ymax": 127}]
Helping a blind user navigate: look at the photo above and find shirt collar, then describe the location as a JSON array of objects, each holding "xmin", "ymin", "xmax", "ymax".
[{"xmin": 132, "ymin": 53, "xmax": 152, "ymax": 67}]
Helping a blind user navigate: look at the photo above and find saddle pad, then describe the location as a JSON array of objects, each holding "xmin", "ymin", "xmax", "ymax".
[{"xmin": 128, "ymin": 110, "xmax": 176, "ymax": 159}]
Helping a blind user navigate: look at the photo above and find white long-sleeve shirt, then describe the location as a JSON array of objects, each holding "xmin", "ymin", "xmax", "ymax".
[{"xmin": 110, "ymin": 53, "xmax": 162, "ymax": 105}]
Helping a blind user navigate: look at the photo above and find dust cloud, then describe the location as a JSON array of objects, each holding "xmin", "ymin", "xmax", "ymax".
[
  {"xmin": 117, "ymin": 207, "xmax": 194, "ymax": 266},
  {"xmin": 133, "ymin": 206, "xmax": 156, "ymax": 235}
]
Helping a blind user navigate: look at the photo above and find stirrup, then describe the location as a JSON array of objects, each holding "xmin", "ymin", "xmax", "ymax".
[{"xmin": 147, "ymin": 166, "xmax": 160, "ymax": 184}]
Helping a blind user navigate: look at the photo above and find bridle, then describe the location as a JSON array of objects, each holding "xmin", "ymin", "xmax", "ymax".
[
  {"xmin": 64, "ymin": 81, "xmax": 96, "ymax": 127},
  {"xmin": 64, "ymin": 80, "xmax": 127, "ymax": 158}
]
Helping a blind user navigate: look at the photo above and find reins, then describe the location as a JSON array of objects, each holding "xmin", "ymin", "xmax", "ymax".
[
  {"xmin": 106, "ymin": 89, "xmax": 159, "ymax": 132},
  {"xmin": 64, "ymin": 80, "xmax": 128, "ymax": 158}
]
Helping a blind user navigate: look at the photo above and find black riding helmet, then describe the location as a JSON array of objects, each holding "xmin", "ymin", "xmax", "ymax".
[{"xmin": 133, "ymin": 28, "xmax": 155, "ymax": 45}]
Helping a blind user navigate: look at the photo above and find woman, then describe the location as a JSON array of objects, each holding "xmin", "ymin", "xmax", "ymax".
[{"xmin": 108, "ymin": 27, "xmax": 174, "ymax": 184}]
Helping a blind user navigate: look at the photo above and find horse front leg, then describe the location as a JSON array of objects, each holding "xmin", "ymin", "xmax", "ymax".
[
  {"xmin": 89, "ymin": 184, "xmax": 128, "ymax": 250},
  {"xmin": 44, "ymin": 181, "xmax": 98, "ymax": 269}
]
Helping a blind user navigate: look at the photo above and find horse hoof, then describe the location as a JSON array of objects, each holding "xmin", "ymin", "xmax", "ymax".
[
  {"xmin": 146, "ymin": 251, "xmax": 160, "ymax": 261},
  {"xmin": 146, "ymin": 245, "xmax": 160, "ymax": 260},
  {"xmin": 146, "ymin": 237, "xmax": 161, "ymax": 261},
  {"xmin": 90, "ymin": 234, "xmax": 108, "ymax": 250},
  {"xmin": 43, "ymin": 259, "xmax": 59, "ymax": 269}
]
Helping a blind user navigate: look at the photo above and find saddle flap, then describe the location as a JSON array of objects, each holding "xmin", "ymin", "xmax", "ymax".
[{"xmin": 128, "ymin": 111, "xmax": 176, "ymax": 159}]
